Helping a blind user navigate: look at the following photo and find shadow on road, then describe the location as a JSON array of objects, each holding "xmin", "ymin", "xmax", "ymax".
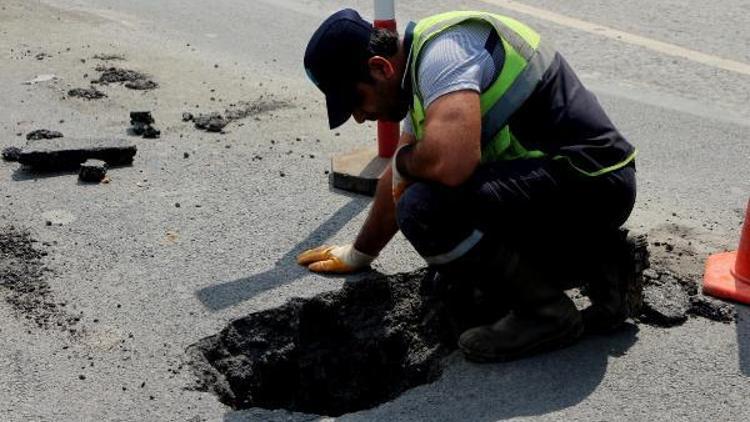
[
  {"xmin": 11, "ymin": 163, "xmax": 133, "ymax": 181},
  {"xmin": 195, "ymin": 197, "xmax": 369, "ymax": 311},
  {"xmin": 11, "ymin": 166, "xmax": 78, "ymax": 181},
  {"xmin": 222, "ymin": 324, "xmax": 639, "ymax": 422},
  {"xmin": 735, "ymin": 305, "xmax": 750, "ymax": 375}
]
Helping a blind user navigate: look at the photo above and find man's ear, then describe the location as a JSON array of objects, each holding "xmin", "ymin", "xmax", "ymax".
[{"xmin": 367, "ymin": 56, "xmax": 395, "ymax": 81}]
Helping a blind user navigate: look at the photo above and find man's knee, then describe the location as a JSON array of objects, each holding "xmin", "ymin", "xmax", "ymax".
[
  {"xmin": 397, "ymin": 182, "xmax": 446, "ymax": 237},
  {"xmin": 396, "ymin": 182, "xmax": 473, "ymax": 258}
]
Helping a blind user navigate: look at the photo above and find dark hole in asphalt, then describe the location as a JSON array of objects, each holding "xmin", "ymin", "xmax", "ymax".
[{"xmin": 187, "ymin": 269, "xmax": 456, "ymax": 416}]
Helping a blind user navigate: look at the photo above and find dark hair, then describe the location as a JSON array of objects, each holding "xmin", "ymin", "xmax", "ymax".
[
  {"xmin": 368, "ymin": 28, "xmax": 399, "ymax": 57},
  {"xmin": 356, "ymin": 28, "xmax": 399, "ymax": 83}
]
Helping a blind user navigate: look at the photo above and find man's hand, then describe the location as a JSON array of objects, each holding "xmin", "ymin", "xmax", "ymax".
[{"xmin": 297, "ymin": 244, "xmax": 375, "ymax": 273}]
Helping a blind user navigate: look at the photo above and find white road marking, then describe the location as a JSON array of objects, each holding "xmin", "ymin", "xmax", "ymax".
[{"xmin": 479, "ymin": 0, "xmax": 750, "ymax": 76}]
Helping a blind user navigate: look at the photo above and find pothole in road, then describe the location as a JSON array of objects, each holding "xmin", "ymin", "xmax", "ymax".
[{"xmin": 187, "ymin": 269, "xmax": 454, "ymax": 416}]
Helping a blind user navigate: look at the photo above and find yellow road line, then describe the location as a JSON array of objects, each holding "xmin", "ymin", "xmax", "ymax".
[{"xmin": 479, "ymin": 0, "xmax": 750, "ymax": 76}]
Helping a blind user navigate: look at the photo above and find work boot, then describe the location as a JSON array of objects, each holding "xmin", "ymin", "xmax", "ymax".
[
  {"xmin": 458, "ymin": 249, "xmax": 584, "ymax": 363},
  {"xmin": 422, "ymin": 261, "xmax": 510, "ymax": 341},
  {"xmin": 419, "ymin": 234, "xmax": 518, "ymax": 342},
  {"xmin": 581, "ymin": 229, "xmax": 649, "ymax": 334},
  {"xmin": 459, "ymin": 295, "xmax": 583, "ymax": 362}
]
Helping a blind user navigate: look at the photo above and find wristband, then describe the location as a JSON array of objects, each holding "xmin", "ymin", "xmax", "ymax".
[{"xmin": 336, "ymin": 244, "xmax": 376, "ymax": 267}]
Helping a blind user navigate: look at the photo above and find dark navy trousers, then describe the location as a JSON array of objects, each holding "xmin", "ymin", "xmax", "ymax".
[{"xmin": 396, "ymin": 158, "xmax": 636, "ymax": 268}]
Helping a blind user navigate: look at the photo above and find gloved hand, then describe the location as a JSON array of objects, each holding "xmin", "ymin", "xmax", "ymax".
[
  {"xmin": 296, "ymin": 244, "xmax": 375, "ymax": 273},
  {"xmin": 392, "ymin": 144, "xmax": 412, "ymax": 203}
]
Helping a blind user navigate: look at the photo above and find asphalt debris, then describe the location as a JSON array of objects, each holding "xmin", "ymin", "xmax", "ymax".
[
  {"xmin": 125, "ymin": 79, "xmax": 159, "ymax": 90},
  {"xmin": 17, "ymin": 137, "xmax": 137, "ymax": 169},
  {"xmin": 688, "ymin": 295, "xmax": 736, "ymax": 323},
  {"xmin": 191, "ymin": 97, "xmax": 289, "ymax": 133},
  {"xmin": 637, "ymin": 267, "xmax": 736, "ymax": 326},
  {"xmin": 78, "ymin": 159, "xmax": 108, "ymax": 183},
  {"xmin": 93, "ymin": 66, "xmax": 158, "ymax": 90},
  {"xmin": 639, "ymin": 270, "xmax": 689, "ymax": 326},
  {"xmin": 633, "ymin": 224, "xmax": 738, "ymax": 325},
  {"xmin": 130, "ymin": 111, "xmax": 154, "ymax": 125},
  {"xmin": 130, "ymin": 112, "xmax": 160, "ymax": 139},
  {"xmin": 2, "ymin": 146, "xmax": 22, "ymax": 162},
  {"xmin": 0, "ymin": 225, "xmax": 80, "ymax": 334},
  {"xmin": 193, "ymin": 112, "xmax": 227, "ymax": 133},
  {"xmin": 68, "ymin": 87, "xmax": 106, "ymax": 100},
  {"xmin": 26, "ymin": 129, "xmax": 63, "ymax": 141}
]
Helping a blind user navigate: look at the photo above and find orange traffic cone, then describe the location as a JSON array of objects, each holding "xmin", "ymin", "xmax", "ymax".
[{"xmin": 703, "ymin": 199, "xmax": 750, "ymax": 303}]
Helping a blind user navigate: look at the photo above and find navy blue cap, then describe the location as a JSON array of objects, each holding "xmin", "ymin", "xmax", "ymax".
[{"xmin": 304, "ymin": 9, "xmax": 373, "ymax": 129}]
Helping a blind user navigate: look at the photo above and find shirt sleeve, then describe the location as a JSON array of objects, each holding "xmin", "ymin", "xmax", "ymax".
[
  {"xmin": 402, "ymin": 115, "xmax": 414, "ymax": 135},
  {"xmin": 403, "ymin": 21, "xmax": 499, "ymax": 136},
  {"xmin": 416, "ymin": 21, "xmax": 496, "ymax": 109}
]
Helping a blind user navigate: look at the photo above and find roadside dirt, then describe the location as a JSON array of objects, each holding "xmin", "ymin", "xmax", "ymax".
[
  {"xmin": 0, "ymin": 225, "xmax": 81, "ymax": 336},
  {"xmin": 92, "ymin": 65, "xmax": 158, "ymax": 90},
  {"xmin": 68, "ymin": 87, "xmax": 106, "ymax": 100},
  {"xmin": 637, "ymin": 223, "xmax": 737, "ymax": 325},
  {"xmin": 190, "ymin": 97, "xmax": 290, "ymax": 133}
]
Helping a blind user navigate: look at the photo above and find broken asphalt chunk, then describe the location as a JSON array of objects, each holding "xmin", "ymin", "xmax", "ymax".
[
  {"xmin": 78, "ymin": 159, "xmax": 108, "ymax": 183},
  {"xmin": 688, "ymin": 295, "xmax": 736, "ymax": 323},
  {"xmin": 93, "ymin": 66, "xmax": 158, "ymax": 90},
  {"xmin": 26, "ymin": 129, "xmax": 63, "ymax": 141},
  {"xmin": 68, "ymin": 87, "xmax": 106, "ymax": 100},
  {"xmin": 640, "ymin": 275, "xmax": 690, "ymax": 326},
  {"xmin": 193, "ymin": 113, "xmax": 227, "ymax": 132},
  {"xmin": 130, "ymin": 111, "xmax": 155, "ymax": 125},
  {"xmin": 94, "ymin": 66, "xmax": 146, "ymax": 84},
  {"xmin": 17, "ymin": 138, "xmax": 137, "ymax": 169},
  {"xmin": 129, "ymin": 112, "xmax": 160, "ymax": 138},
  {"xmin": 192, "ymin": 98, "xmax": 290, "ymax": 133},
  {"xmin": 2, "ymin": 146, "xmax": 22, "ymax": 162}
]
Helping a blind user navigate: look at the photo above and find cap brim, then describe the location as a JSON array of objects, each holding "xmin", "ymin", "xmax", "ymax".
[{"xmin": 325, "ymin": 92, "xmax": 353, "ymax": 129}]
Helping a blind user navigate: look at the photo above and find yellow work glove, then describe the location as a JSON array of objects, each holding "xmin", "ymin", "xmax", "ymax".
[
  {"xmin": 392, "ymin": 144, "xmax": 411, "ymax": 203},
  {"xmin": 296, "ymin": 244, "xmax": 375, "ymax": 273}
]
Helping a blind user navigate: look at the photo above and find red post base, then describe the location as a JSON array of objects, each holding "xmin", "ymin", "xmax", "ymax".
[{"xmin": 377, "ymin": 121, "xmax": 399, "ymax": 158}]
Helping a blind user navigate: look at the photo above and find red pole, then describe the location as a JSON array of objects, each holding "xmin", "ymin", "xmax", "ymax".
[{"xmin": 374, "ymin": 0, "xmax": 399, "ymax": 158}]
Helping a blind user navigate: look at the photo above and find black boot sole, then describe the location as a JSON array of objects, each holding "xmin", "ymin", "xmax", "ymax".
[{"xmin": 459, "ymin": 320, "xmax": 584, "ymax": 363}]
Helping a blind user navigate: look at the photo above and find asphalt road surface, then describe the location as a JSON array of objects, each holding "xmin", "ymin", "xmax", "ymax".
[{"xmin": 1, "ymin": 0, "xmax": 749, "ymax": 421}]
